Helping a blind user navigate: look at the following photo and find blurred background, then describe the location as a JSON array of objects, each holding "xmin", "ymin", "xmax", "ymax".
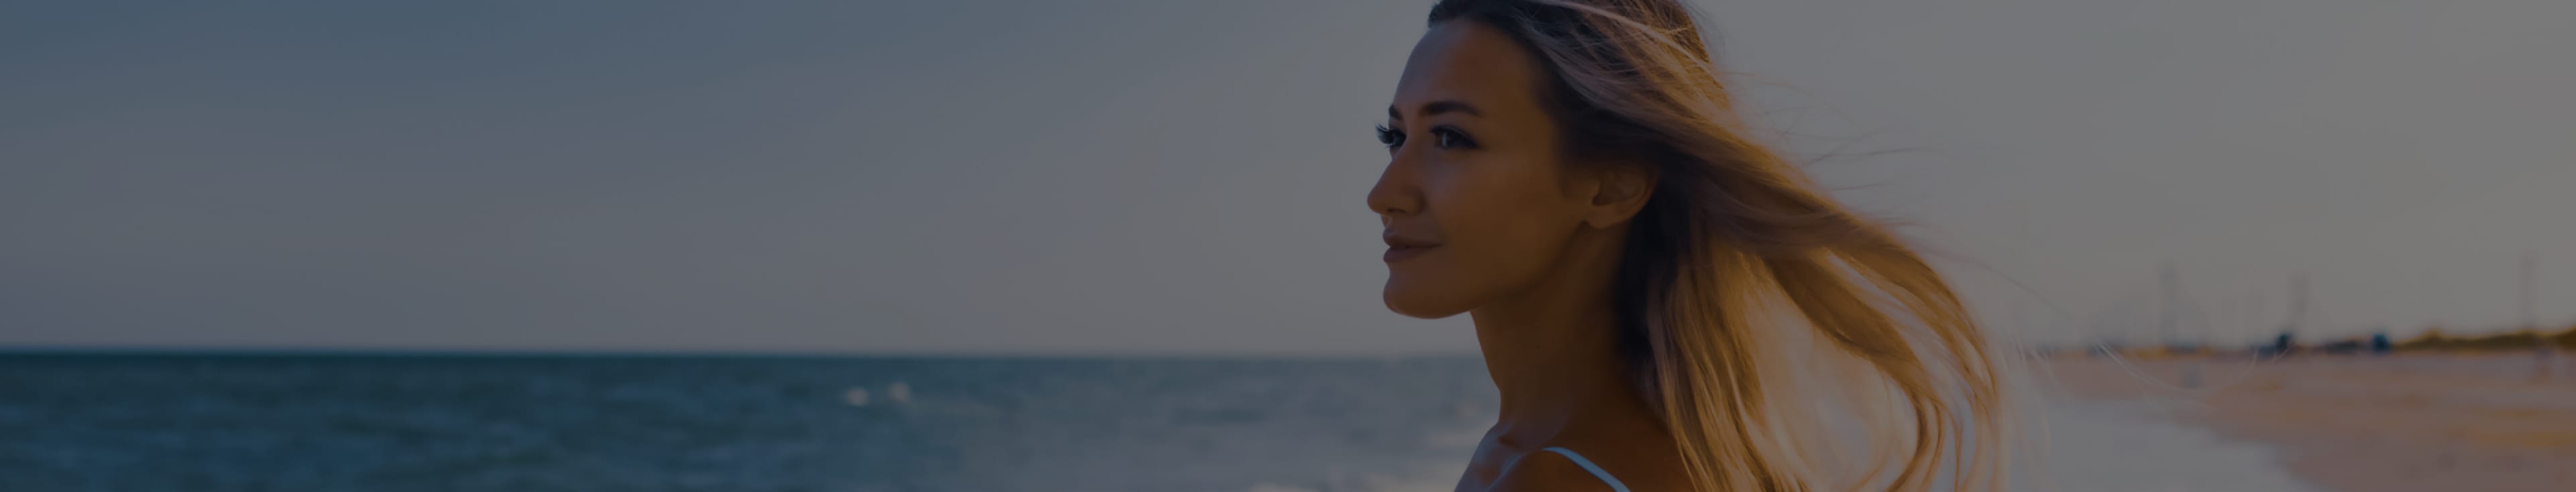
[{"xmin": 3, "ymin": 1, "xmax": 2569, "ymax": 491}]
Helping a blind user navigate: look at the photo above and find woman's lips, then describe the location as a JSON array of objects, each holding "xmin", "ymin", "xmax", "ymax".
[
  {"xmin": 1382, "ymin": 233, "xmax": 1440, "ymax": 263},
  {"xmin": 1383, "ymin": 245, "xmax": 1435, "ymax": 263}
]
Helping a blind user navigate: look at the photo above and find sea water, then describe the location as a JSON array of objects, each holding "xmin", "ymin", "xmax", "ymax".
[{"xmin": 0, "ymin": 354, "xmax": 2314, "ymax": 491}]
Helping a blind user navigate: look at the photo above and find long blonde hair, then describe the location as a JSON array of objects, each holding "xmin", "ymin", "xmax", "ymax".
[{"xmin": 1426, "ymin": 1, "xmax": 2016, "ymax": 490}]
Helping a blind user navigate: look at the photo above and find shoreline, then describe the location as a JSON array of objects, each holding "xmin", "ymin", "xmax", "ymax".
[{"xmin": 2042, "ymin": 354, "xmax": 2576, "ymax": 492}]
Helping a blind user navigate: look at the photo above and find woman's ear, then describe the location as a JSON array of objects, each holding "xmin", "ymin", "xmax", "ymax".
[{"xmin": 1582, "ymin": 164, "xmax": 1655, "ymax": 229}]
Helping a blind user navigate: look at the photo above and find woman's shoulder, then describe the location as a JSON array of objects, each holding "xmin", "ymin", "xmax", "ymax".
[{"xmin": 1491, "ymin": 446, "xmax": 1630, "ymax": 492}]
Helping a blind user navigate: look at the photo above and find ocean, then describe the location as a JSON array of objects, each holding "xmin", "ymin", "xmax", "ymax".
[{"xmin": 0, "ymin": 353, "xmax": 2317, "ymax": 491}]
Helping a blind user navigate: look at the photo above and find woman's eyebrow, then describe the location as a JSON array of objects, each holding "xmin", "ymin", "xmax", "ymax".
[{"xmin": 1386, "ymin": 100, "xmax": 1485, "ymax": 121}]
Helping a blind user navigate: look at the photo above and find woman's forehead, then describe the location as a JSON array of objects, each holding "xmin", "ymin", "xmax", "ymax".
[{"xmin": 1389, "ymin": 21, "xmax": 1547, "ymax": 121}]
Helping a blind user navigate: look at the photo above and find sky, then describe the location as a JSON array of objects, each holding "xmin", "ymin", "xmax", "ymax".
[{"xmin": 2, "ymin": 0, "xmax": 2571, "ymax": 355}]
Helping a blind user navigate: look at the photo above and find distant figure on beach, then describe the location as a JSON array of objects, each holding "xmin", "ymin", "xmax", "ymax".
[
  {"xmin": 2538, "ymin": 343, "xmax": 2556, "ymax": 381},
  {"xmin": 1366, "ymin": 1, "xmax": 2012, "ymax": 490}
]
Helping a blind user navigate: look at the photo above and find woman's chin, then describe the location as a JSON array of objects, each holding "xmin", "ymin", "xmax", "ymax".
[{"xmin": 1381, "ymin": 285, "xmax": 1470, "ymax": 319}]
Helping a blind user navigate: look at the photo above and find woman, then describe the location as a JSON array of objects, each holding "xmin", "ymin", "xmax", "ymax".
[{"xmin": 1367, "ymin": 1, "xmax": 2015, "ymax": 491}]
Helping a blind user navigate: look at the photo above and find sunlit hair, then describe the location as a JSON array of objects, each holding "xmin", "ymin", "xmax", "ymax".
[{"xmin": 1426, "ymin": 1, "xmax": 2019, "ymax": 490}]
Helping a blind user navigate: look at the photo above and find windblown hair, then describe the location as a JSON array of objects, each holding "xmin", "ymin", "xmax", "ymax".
[{"xmin": 1426, "ymin": 1, "xmax": 2017, "ymax": 491}]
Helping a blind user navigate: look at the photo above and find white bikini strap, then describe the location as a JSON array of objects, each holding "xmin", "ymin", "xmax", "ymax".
[{"xmin": 1536, "ymin": 446, "xmax": 1631, "ymax": 492}]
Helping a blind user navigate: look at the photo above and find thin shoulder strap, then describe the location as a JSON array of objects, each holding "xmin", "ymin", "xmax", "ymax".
[{"xmin": 1536, "ymin": 446, "xmax": 1631, "ymax": 492}]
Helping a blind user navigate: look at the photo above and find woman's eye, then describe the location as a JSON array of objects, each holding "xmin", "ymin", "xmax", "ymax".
[
  {"xmin": 1432, "ymin": 127, "xmax": 1477, "ymax": 149},
  {"xmin": 1375, "ymin": 125, "xmax": 1405, "ymax": 149}
]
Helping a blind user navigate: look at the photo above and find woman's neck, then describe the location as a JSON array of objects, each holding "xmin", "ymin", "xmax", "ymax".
[{"xmin": 1468, "ymin": 230, "xmax": 1642, "ymax": 440}]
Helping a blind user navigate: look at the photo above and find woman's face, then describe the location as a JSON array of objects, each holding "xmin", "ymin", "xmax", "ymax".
[{"xmin": 1368, "ymin": 21, "xmax": 1599, "ymax": 318}]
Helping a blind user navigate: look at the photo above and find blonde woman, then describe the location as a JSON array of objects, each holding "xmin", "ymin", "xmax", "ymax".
[{"xmin": 1368, "ymin": 1, "xmax": 2015, "ymax": 490}]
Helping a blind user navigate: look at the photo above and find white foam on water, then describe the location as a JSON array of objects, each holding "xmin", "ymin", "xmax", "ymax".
[
  {"xmin": 885, "ymin": 381, "xmax": 912, "ymax": 404},
  {"xmin": 842, "ymin": 387, "xmax": 869, "ymax": 407},
  {"xmin": 1421, "ymin": 426, "xmax": 1485, "ymax": 449}
]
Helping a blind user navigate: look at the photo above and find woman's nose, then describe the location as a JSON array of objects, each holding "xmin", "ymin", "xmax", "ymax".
[{"xmin": 1364, "ymin": 156, "xmax": 1421, "ymax": 219}]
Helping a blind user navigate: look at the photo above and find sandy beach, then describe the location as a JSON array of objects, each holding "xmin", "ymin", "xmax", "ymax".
[{"xmin": 2043, "ymin": 354, "xmax": 2576, "ymax": 492}]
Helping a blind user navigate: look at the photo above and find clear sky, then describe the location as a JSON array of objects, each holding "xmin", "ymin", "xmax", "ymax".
[{"xmin": 3, "ymin": 0, "xmax": 2571, "ymax": 354}]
